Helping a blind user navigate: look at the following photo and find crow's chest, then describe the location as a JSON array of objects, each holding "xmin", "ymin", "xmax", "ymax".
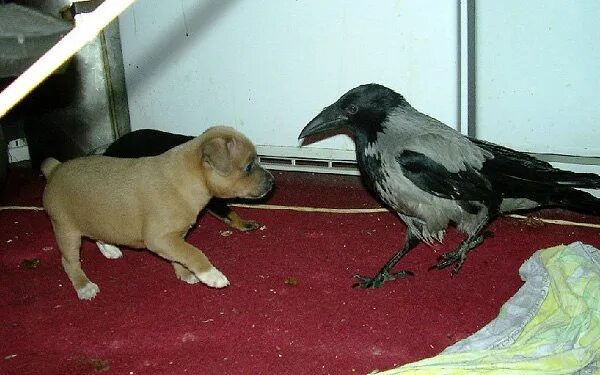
[
  {"xmin": 357, "ymin": 154, "xmax": 408, "ymax": 207},
  {"xmin": 356, "ymin": 151, "xmax": 386, "ymax": 192}
]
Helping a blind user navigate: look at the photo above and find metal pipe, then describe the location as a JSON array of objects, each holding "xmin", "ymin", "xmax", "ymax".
[{"xmin": 0, "ymin": 0, "xmax": 136, "ymax": 118}]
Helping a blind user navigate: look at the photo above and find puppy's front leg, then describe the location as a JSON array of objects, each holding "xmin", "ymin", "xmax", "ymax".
[{"xmin": 148, "ymin": 234, "xmax": 229, "ymax": 288}]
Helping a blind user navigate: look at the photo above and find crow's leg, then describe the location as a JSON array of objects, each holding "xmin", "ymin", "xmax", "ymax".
[
  {"xmin": 353, "ymin": 229, "xmax": 421, "ymax": 289},
  {"xmin": 433, "ymin": 218, "xmax": 491, "ymax": 275}
]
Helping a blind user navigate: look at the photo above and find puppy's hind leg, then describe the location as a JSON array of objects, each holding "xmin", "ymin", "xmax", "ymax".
[
  {"xmin": 172, "ymin": 262, "xmax": 200, "ymax": 284},
  {"xmin": 53, "ymin": 223, "xmax": 99, "ymax": 300},
  {"xmin": 96, "ymin": 241, "xmax": 123, "ymax": 259}
]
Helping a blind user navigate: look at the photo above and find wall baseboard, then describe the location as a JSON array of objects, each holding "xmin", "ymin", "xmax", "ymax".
[{"xmin": 257, "ymin": 145, "xmax": 359, "ymax": 175}]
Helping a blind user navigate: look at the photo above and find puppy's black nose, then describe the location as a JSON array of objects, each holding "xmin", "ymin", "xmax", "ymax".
[
  {"xmin": 259, "ymin": 170, "xmax": 275, "ymax": 197},
  {"xmin": 266, "ymin": 171, "xmax": 275, "ymax": 186}
]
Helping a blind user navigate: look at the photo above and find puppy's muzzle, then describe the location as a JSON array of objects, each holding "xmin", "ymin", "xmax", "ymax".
[{"xmin": 251, "ymin": 169, "xmax": 274, "ymax": 199}]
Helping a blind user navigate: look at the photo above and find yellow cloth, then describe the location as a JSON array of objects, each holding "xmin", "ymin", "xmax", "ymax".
[{"xmin": 379, "ymin": 242, "xmax": 600, "ymax": 375}]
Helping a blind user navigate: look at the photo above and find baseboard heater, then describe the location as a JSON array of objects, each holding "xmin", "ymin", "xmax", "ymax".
[
  {"xmin": 256, "ymin": 145, "xmax": 359, "ymax": 175},
  {"xmin": 258, "ymin": 155, "xmax": 359, "ymax": 175}
]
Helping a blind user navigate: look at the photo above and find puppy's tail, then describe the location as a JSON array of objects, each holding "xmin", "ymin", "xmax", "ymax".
[{"xmin": 40, "ymin": 158, "xmax": 61, "ymax": 179}]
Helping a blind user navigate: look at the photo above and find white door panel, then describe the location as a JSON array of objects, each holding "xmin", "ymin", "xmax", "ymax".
[
  {"xmin": 475, "ymin": 0, "xmax": 600, "ymax": 157},
  {"xmin": 119, "ymin": 0, "xmax": 459, "ymax": 158}
]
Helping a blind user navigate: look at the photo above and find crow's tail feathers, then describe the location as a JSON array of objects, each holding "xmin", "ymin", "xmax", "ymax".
[
  {"xmin": 550, "ymin": 169, "xmax": 600, "ymax": 189},
  {"xmin": 550, "ymin": 187, "xmax": 600, "ymax": 216}
]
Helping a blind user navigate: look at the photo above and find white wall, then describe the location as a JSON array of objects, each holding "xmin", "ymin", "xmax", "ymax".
[
  {"xmin": 118, "ymin": 0, "xmax": 459, "ymax": 159},
  {"xmin": 475, "ymin": 0, "xmax": 600, "ymax": 157}
]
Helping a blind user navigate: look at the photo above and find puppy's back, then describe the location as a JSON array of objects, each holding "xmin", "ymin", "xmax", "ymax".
[
  {"xmin": 44, "ymin": 155, "xmax": 147, "ymax": 206},
  {"xmin": 42, "ymin": 155, "xmax": 156, "ymax": 243}
]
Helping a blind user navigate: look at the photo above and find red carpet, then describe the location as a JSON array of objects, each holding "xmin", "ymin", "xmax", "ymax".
[{"xmin": 1, "ymin": 167, "xmax": 599, "ymax": 374}]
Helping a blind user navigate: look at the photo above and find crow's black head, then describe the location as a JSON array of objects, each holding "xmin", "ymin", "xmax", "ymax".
[{"xmin": 298, "ymin": 83, "xmax": 408, "ymax": 140}]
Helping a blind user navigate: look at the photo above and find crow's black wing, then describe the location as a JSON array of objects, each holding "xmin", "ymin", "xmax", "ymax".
[
  {"xmin": 470, "ymin": 139, "xmax": 555, "ymax": 182},
  {"xmin": 396, "ymin": 137, "xmax": 549, "ymax": 205},
  {"xmin": 396, "ymin": 149, "xmax": 494, "ymax": 207},
  {"xmin": 396, "ymin": 137, "xmax": 600, "ymax": 214},
  {"xmin": 471, "ymin": 138, "xmax": 600, "ymax": 191}
]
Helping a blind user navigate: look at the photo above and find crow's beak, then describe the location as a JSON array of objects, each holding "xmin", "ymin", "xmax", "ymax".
[{"xmin": 298, "ymin": 104, "xmax": 348, "ymax": 140}]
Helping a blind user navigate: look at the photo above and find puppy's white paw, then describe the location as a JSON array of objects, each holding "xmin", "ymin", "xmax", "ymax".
[
  {"xmin": 179, "ymin": 272, "xmax": 200, "ymax": 284},
  {"xmin": 196, "ymin": 267, "xmax": 229, "ymax": 288},
  {"xmin": 76, "ymin": 282, "xmax": 99, "ymax": 300},
  {"xmin": 96, "ymin": 242, "xmax": 123, "ymax": 259}
]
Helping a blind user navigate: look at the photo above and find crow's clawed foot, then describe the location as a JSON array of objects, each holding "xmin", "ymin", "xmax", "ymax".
[
  {"xmin": 430, "ymin": 250, "xmax": 467, "ymax": 275},
  {"xmin": 430, "ymin": 233, "xmax": 486, "ymax": 275},
  {"xmin": 352, "ymin": 270, "xmax": 414, "ymax": 288}
]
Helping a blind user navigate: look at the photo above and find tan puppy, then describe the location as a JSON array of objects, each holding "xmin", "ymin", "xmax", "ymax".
[{"xmin": 42, "ymin": 126, "xmax": 274, "ymax": 300}]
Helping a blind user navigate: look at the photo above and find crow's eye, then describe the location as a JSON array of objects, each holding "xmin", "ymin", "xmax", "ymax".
[
  {"xmin": 345, "ymin": 104, "xmax": 358, "ymax": 115},
  {"xmin": 244, "ymin": 161, "xmax": 254, "ymax": 174}
]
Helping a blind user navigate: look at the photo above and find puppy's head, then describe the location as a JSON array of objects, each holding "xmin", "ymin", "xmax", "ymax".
[{"xmin": 199, "ymin": 127, "xmax": 274, "ymax": 199}]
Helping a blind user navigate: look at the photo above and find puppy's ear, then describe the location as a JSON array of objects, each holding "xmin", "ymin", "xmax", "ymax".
[{"xmin": 201, "ymin": 137, "xmax": 234, "ymax": 174}]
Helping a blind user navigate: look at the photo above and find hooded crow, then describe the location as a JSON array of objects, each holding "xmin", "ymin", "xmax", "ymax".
[{"xmin": 299, "ymin": 83, "xmax": 600, "ymax": 288}]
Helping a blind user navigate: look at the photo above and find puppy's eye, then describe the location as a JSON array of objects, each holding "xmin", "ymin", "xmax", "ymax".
[
  {"xmin": 244, "ymin": 162, "xmax": 254, "ymax": 174},
  {"xmin": 345, "ymin": 104, "xmax": 358, "ymax": 115}
]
